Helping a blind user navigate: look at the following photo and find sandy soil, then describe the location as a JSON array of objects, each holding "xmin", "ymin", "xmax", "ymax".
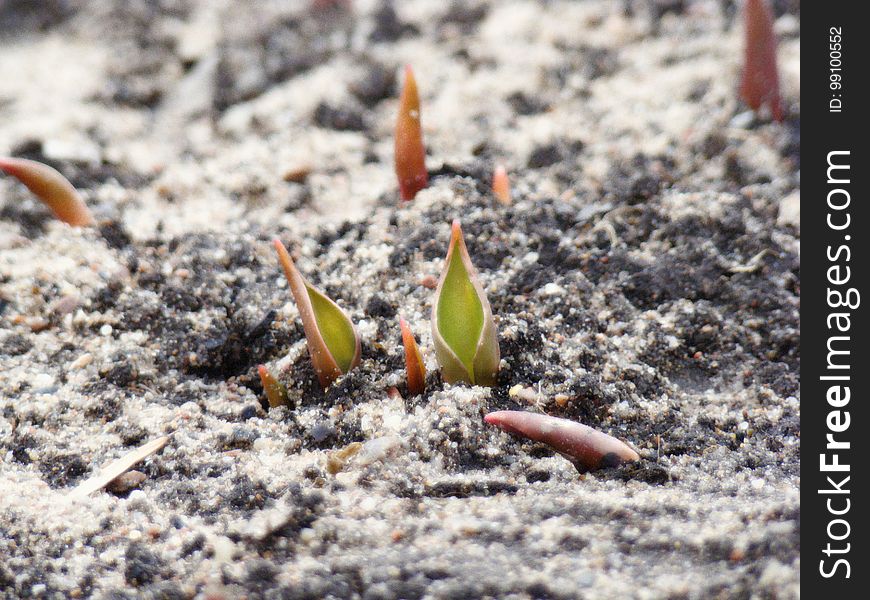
[{"xmin": 1, "ymin": 1, "xmax": 800, "ymax": 598}]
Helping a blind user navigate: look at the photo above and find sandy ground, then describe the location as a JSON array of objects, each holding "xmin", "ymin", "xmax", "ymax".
[{"xmin": 1, "ymin": 1, "xmax": 800, "ymax": 598}]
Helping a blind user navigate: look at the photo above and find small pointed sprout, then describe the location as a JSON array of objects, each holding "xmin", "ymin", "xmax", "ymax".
[
  {"xmin": 431, "ymin": 220, "xmax": 499, "ymax": 386},
  {"xmin": 274, "ymin": 239, "xmax": 361, "ymax": 390},
  {"xmin": 0, "ymin": 156, "xmax": 95, "ymax": 227},
  {"xmin": 492, "ymin": 164, "xmax": 511, "ymax": 205},
  {"xmin": 257, "ymin": 364, "xmax": 289, "ymax": 408},
  {"xmin": 739, "ymin": 0, "xmax": 783, "ymax": 121},
  {"xmin": 399, "ymin": 317, "xmax": 426, "ymax": 396},
  {"xmin": 394, "ymin": 65, "xmax": 428, "ymax": 201},
  {"xmin": 484, "ymin": 410, "xmax": 639, "ymax": 472}
]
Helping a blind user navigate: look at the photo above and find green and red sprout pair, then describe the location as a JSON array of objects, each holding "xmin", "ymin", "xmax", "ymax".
[{"xmin": 265, "ymin": 218, "xmax": 499, "ymax": 396}]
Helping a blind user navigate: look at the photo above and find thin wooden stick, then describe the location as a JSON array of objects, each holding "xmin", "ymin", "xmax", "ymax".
[{"xmin": 69, "ymin": 436, "xmax": 169, "ymax": 498}]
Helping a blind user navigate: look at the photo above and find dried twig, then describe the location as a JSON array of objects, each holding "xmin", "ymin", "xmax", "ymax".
[{"xmin": 69, "ymin": 436, "xmax": 170, "ymax": 498}]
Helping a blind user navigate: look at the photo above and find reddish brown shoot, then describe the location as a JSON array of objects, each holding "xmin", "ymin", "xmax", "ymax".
[
  {"xmin": 484, "ymin": 411, "xmax": 639, "ymax": 472},
  {"xmin": 492, "ymin": 164, "xmax": 511, "ymax": 205},
  {"xmin": 258, "ymin": 365, "xmax": 289, "ymax": 408},
  {"xmin": 394, "ymin": 65, "xmax": 428, "ymax": 201},
  {"xmin": 0, "ymin": 157, "xmax": 95, "ymax": 227},
  {"xmin": 399, "ymin": 317, "xmax": 426, "ymax": 396},
  {"xmin": 739, "ymin": 0, "xmax": 783, "ymax": 121}
]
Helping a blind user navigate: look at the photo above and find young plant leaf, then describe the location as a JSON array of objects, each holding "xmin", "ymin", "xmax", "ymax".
[
  {"xmin": 258, "ymin": 364, "xmax": 289, "ymax": 408},
  {"xmin": 0, "ymin": 156, "xmax": 95, "ymax": 227},
  {"xmin": 492, "ymin": 164, "xmax": 511, "ymax": 205},
  {"xmin": 394, "ymin": 65, "xmax": 428, "ymax": 201},
  {"xmin": 273, "ymin": 239, "xmax": 361, "ymax": 389},
  {"xmin": 399, "ymin": 316, "xmax": 426, "ymax": 396},
  {"xmin": 431, "ymin": 220, "xmax": 499, "ymax": 386},
  {"xmin": 484, "ymin": 411, "xmax": 639, "ymax": 472},
  {"xmin": 739, "ymin": 0, "xmax": 783, "ymax": 121}
]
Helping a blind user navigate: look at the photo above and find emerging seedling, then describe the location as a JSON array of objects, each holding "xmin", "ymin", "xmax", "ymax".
[
  {"xmin": 399, "ymin": 316, "xmax": 426, "ymax": 396},
  {"xmin": 274, "ymin": 239, "xmax": 361, "ymax": 390},
  {"xmin": 431, "ymin": 220, "xmax": 499, "ymax": 386},
  {"xmin": 257, "ymin": 364, "xmax": 289, "ymax": 408},
  {"xmin": 394, "ymin": 65, "xmax": 428, "ymax": 201},
  {"xmin": 492, "ymin": 164, "xmax": 511, "ymax": 205},
  {"xmin": 739, "ymin": 0, "xmax": 783, "ymax": 121},
  {"xmin": 0, "ymin": 157, "xmax": 95, "ymax": 227},
  {"xmin": 484, "ymin": 411, "xmax": 639, "ymax": 472}
]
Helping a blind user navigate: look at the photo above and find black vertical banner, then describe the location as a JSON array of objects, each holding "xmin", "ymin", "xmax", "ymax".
[{"xmin": 803, "ymin": 3, "xmax": 867, "ymax": 596}]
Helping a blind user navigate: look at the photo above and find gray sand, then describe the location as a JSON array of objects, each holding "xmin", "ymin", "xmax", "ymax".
[{"xmin": 1, "ymin": 1, "xmax": 800, "ymax": 598}]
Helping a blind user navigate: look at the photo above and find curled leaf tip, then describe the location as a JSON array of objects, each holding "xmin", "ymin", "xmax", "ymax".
[
  {"xmin": 739, "ymin": 0, "xmax": 782, "ymax": 121},
  {"xmin": 273, "ymin": 238, "xmax": 361, "ymax": 390},
  {"xmin": 484, "ymin": 410, "xmax": 639, "ymax": 472},
  {"xmin": 258, "ymin": 364, "xmax": 289, "ymax": 408},
  {"xmin": 399, "ymin": 316, "xmax": 426, "ymax": 396},
  {"xmin": 492, "ymin": 164, "xmax": 511, "ymax": 205},
  {"xmin": 0, "ymin": 156, "xmax": 95, "ymax": 227},
  {"xmin": 431, "ymin": 220, "xmax": 499, "ymax": 386},
  {"xmin": 394, "ymin": 65, "xmax": 428, "ymax": 201}
]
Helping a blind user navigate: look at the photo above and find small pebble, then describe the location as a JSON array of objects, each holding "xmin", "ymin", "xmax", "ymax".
[
  {"xmin": 358, "ymin": 436, "xmax": 402, "ymax": 466},
  {"xmin": 299, "ymin": 528, "xmax": 316, "ymax": 544},
  {"xmin": 70, "ymin": 353, "xmax": 94, "ymax": 370},
  {"xmin": 107, "ymin": 470, "xmax": 147, "ymax": 494},
  {"xmin": 777, "ymin": 192, "xmax": 800, "ymax": 228},
  {"xmin": 420, "ymin": 274, "xmax": 437, "ymax": 289},
  {"xmin": 28, "ymin": 318, "xmax": 51, "ymax": 332},
  {"xmin": 211, "ymin": 537, "xmax": 235, "ymax": 563},
  {"xmin": 728, "ymin": 110, "xmax": 755, "ymax": 129},
  {"xmin": 542, "ymin": 283, "xmax": 564, "ymax": 296},
  {"xmin": 326, "ymin": 442, "xmax": 363, "ymax": 474},
  {"xmin": 127, "ymin": 490, "xmax": 148, "ymax": 508},
  {"xmin": 508, "ymin": 384, "xmax": 540, "ymax": 404},
  {"xmin": 52, "ymin": 295, "xmax": 80, "ymax": 316},
  {"xmin": 32, "ymin": 373, "xmax": 56, "ymax": 392},
  {"xmin": 282, "ymin": 164, "xmax": 312, "ymax": 183}
]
